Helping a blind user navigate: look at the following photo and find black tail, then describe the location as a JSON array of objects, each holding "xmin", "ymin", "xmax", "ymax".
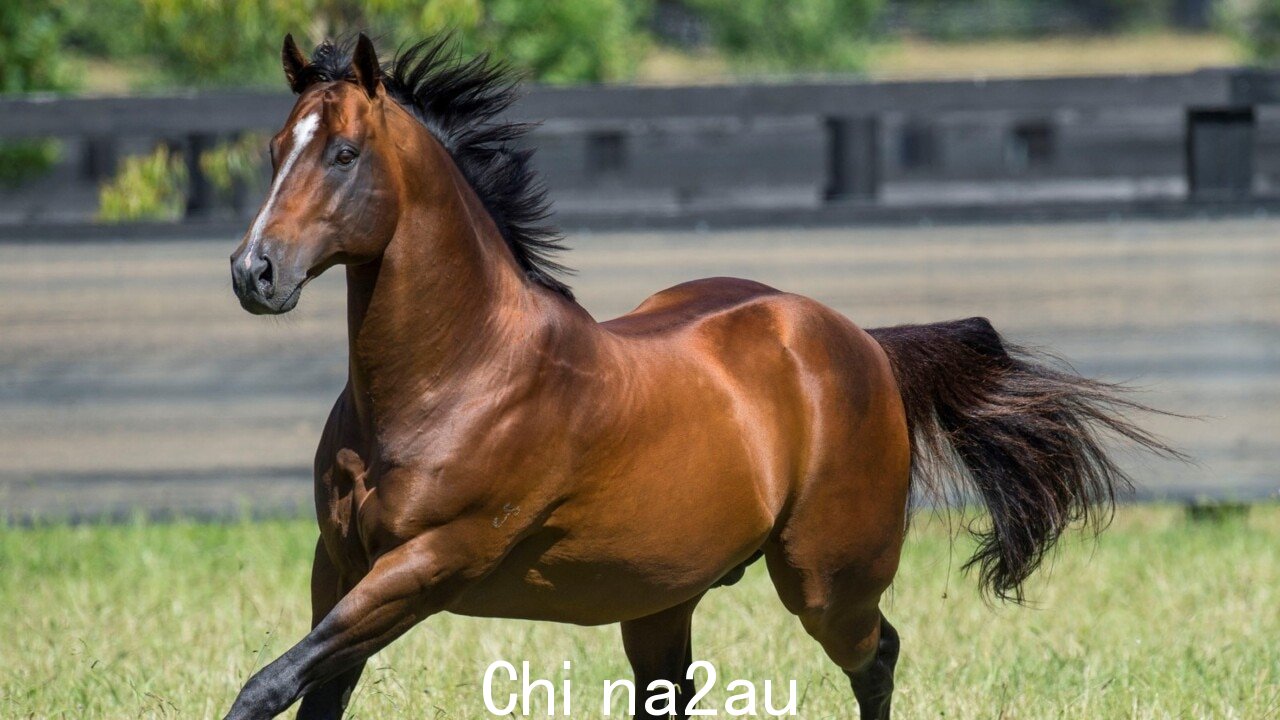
[{"xmin": 868, "ymin": 317, "xmax": 1181, "ymax": 602}]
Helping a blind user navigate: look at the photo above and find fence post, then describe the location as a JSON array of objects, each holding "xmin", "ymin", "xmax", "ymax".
[
  {"xmin": 184, "ymin": 133, "xmax": 216, "ymax": 219},
  {"xmin": 1185, "ymin": 108, "xmax": 1255, "ymax": 202},
  {"xmin": 82, "ymin": 136, "xmax": 118, "ymax": 182},
  {"xmin": 824, "ymin": 116, "xmax": 879, "ymax": 203}
]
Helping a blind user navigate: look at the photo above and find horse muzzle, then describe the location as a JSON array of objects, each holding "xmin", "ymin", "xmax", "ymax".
[{"xmin": 230, "ymin": 239, "xmax": 304, "ymax": 315}]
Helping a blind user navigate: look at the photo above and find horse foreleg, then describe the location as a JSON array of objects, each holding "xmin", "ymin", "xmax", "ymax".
[
  {"xmin": 223, "ymin": 536, "xmax": 451, "ymax": 720},
  {"xmin": 294, "ymin": 539, "xmax": 366, "ymax": 720},
  {"xmin": 620, "ymin": 594, "xmax": 702, "ymax": 719}
]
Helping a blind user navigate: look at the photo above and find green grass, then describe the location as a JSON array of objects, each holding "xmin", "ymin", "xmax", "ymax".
[{"xmin": 1, "ymin": 506, "xmax": 1277, "ymax": 719}]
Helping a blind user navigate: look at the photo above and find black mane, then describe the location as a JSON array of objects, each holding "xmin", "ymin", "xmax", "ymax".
[{"xmin": 296, "ymin": 36, "xmax": 573, "ymax": 299}]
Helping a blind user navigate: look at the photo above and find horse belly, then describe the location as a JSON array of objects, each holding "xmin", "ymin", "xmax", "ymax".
[{"xmin": 450, "ymin": 491, "xmax": 772, "ymax": 625}]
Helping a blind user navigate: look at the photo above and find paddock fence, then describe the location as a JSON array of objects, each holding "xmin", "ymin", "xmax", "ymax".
[{"xmin": 6, "ymin": 68, "xmax": 1280, "ymax": 236}]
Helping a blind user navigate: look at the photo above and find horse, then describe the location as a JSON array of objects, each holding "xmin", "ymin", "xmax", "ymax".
[{"xmin": 224, "ymin": 33, "xmax": 1176, "ymax": 720}]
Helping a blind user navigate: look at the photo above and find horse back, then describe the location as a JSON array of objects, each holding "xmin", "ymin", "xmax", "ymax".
[{"xmin": 601, "ymin": 276, "xmax": 784, "ymax": 336}]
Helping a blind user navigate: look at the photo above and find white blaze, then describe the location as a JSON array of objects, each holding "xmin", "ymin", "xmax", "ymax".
[{"xmin": 244, "ymin": 112, "xmax": 321, "ymax": 267}]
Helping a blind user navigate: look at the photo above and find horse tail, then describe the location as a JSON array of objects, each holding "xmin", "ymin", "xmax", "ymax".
[{"xmin": 867, "ymin": 317, "xmax": 1180, "ymax": 602}]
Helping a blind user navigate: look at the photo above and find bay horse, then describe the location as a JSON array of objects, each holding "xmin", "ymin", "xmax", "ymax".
[{"xmin": 225, "ymin": 33, "xmax": 1174, "ymax": 720}]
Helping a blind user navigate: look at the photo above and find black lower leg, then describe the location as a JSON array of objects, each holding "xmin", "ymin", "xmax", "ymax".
[
  {"xmin": 847, "ymin": 616, "xmax": 900, "ymax": 720},
  {"xmin": 674, "ymin": 640, "xmax": 695, "ymax": 719},
  {"xmin": 630, "ymin": 631, "xmax": 695, "ymax": 719},
  {"xmin": 621, "ymin": 597, "xmax": 700, "ymax": 720},
  {"xmin": 295, "ymin": 662, "xmax": 366, "ymax": 720}
]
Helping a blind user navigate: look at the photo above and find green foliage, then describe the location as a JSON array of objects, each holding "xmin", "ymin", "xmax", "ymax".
[
  {"xmin": 94, "ymin": 0, "xmax": 649, "ymax": 87},
  {"xmin": 897, "ymin": 0, "xmax": 1043, "ymax": 39},
  {"xmin": 474, "ymin": 0, "xmax": 649, "ymax": 84},
  {"xmin": 1075, "ymin": 0, "xmax": 1177, "ymax": 30},
  {"xmin": 1223, "ymin": 0, "xmax": 1280, "ymax": 63},
  {"xmin": 362, "ymin": 0, "xmax": 650, "ymax": 83},
  {"xmin": 895, "ymin": 0, "xmax": 1176, "ymax": 40},
  {"xmin": 136, "ymin": 0, "xmax": 315, "ymax": 86},
  {"xmin": 58, "ymin": 0, "xmax": 147, "ymax": 58},
  {"xmin": 0, "ymin": 139, "xmax": 60, "ymax": 188},
  {"xmin": 0, "ymin": 1, "xmax": 73, "ymax": 187},
  {"xmin": 97, "ymin": 146, "xmax": 188, "ymax": 222},
  {"xmin": 0, "ymin": 0, "xmax": 71, "ymax": 93},
  {"xmin": 687, "ymin": 0, "xmax": 884, "ymax": 73},
  {"xmin": 95, "ymin": 136, "xmax": 267, "ymax": 222},
  {"xmin": 199, "ymin": 133, "xmax": 268, "ymax": 197}
]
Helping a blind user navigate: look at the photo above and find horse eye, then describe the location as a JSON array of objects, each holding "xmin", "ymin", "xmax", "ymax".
[{"xmin": 335, "ymin": 148, "xmax": 358, "ymax": 166}]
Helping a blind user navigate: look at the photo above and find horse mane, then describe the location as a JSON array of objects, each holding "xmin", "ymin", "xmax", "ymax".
[{"xmin": 296, "ymin": 35, "xmax": 574, "ymax": 299}]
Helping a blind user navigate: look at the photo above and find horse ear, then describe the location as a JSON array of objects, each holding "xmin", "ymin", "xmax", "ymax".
[
  {"xmin": 351, "ymin": 33, "xmax": 381, "ymax": 99},
  {"xmin": 282, "ymin": 34, "xmax": 309, "ymax": 94}
]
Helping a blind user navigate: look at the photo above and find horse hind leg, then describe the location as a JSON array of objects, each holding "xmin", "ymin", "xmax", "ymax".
[
  {"xmin": 801, "ymin": 603, "xmax": 900, "ymax": 720},
  {"xmin": 765, "ymin": 548, "xmax": 902, "ymax": 719},
  {"xmin": 763, "ymin": 317, "xmax": 910, "ymax": 718},
  {"xmin": 846, "ymin": 614, "xmax": 899, "ymax": 720}
]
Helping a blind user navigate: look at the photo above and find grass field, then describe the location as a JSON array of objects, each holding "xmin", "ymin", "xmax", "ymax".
[{"xmin": 2, "ymin": 505, "xmax": 1277, "ymax": 719}]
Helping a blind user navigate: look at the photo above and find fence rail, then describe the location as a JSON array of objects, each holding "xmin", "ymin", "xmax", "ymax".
[{"xmin": 4, "ymin": 68, "xmax": 1280, "ymax": 229}]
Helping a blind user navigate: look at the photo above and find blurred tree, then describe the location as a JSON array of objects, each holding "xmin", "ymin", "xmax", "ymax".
[
  {"xmin": 686, "ymin": 0, "xmax": 884, "ymax": 72},
  {"xmin": 1224, "ymin": 0, "xmax": 1280, "ymax": 62},
  {"xmin": 136, "ymin": 0, "xmax": 315, "ymax": 86},
  {"xmin": 478, "ymin": 0, "xmax": 649, "ymax": 83},
  {"xmin": 59, "ymin": 0, "xmax": 147, "ymax": 58},
  {"xmin": 118, "ymin": 0, "xmax": 647, "ymax": 87},
  {"xmin": 0, "ymin": 0, "xmax": 69, "ymax": 186},
  {"xmin": 0, "ymin": 1, "xmax": 71, "ymax": 92},
  {"xmin": 199, "ymin": 134, "xmax": 267, "ymax": 200},
  {"xmin": 1067, "ymin": 0, "xmax": 1171, "ymax": 30},
  {"xmin": 891, "ymin": 0, "xmax": 1177, "ymax": 39}
]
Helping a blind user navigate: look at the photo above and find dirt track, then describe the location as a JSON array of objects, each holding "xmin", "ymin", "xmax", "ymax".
[{"xmin": 2, "ymin": 219, "xmax": 1277, "ymax": 519}]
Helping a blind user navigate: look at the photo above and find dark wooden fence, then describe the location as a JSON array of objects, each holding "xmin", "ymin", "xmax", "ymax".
[{"xmin": 4, "ymin": 67, "xmax": 1280, "ymax": 233}]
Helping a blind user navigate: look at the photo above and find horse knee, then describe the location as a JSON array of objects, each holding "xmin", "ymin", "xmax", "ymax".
[{"xmin": 801, "ymin": 605, "xmax": 884, "ymax": 673}]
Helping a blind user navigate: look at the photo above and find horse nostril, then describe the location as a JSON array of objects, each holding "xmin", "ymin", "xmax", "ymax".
[{"xmin": 257, "ymin": 255, "xmax": 275, "ymax": 296}]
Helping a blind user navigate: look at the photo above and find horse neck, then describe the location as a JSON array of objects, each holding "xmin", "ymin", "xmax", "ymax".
[{"xmin": 343, "ymin": 136, "xmax": 549, "ymax": 437}]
